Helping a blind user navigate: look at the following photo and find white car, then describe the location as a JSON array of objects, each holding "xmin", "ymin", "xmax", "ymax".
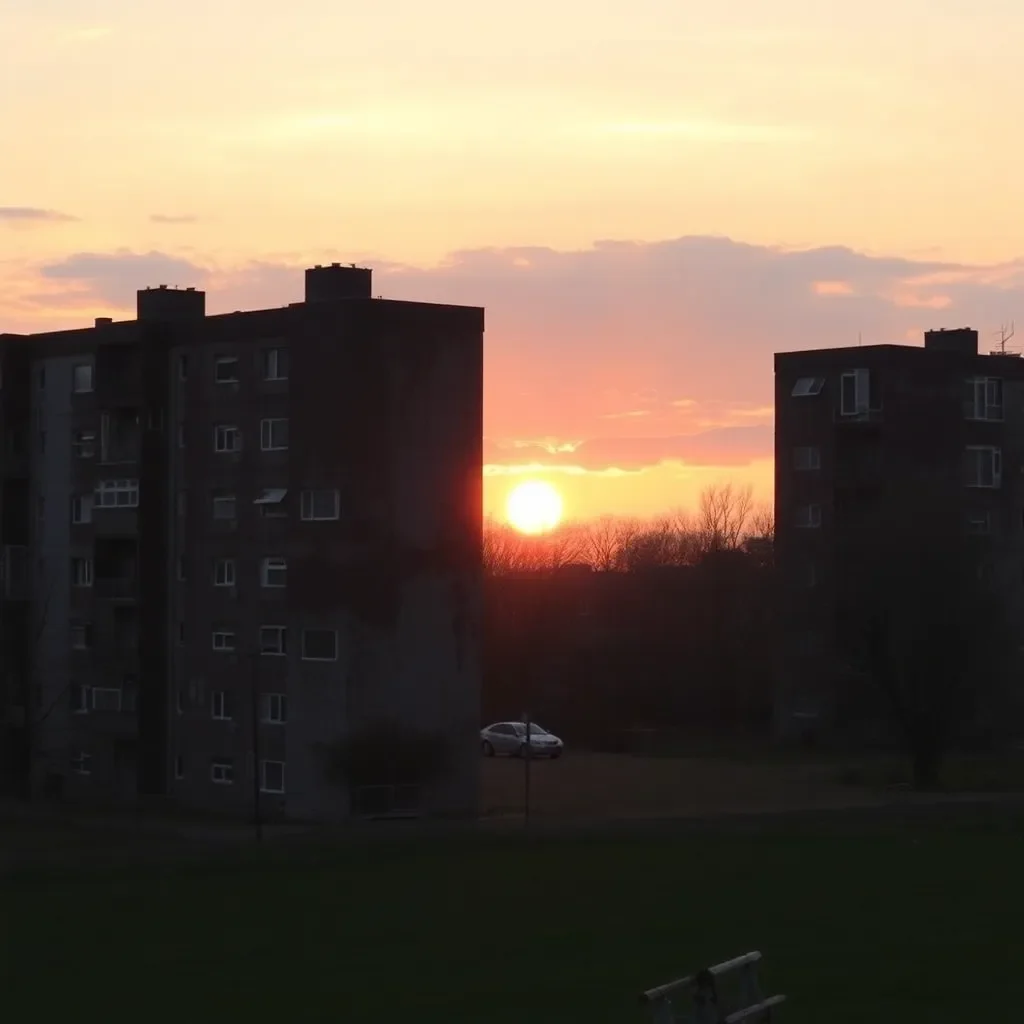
[{"xmin": 480, "ymin": 722, "xmax": 564, "ymax": 758}]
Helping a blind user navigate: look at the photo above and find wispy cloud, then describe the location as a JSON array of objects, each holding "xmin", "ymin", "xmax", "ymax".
[
  {"xmin": 13, "ymin": 233, "xmax": 1024, "ymax": 473},
  {"xmin": 150, "ymin": 214, "xmax": 199, "ymax": 225},
  {"xmin": 0, "ymin": 207, "xmax": 77, "ymax": 225}
]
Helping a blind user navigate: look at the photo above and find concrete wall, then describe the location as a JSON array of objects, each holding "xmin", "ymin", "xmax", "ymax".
[{"xmin": 30, "ymin": 356, "xmax": 76, "ymax": 785}]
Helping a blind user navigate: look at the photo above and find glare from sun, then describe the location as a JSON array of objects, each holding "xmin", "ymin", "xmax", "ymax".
[{"xmin": 506, "ymin": 481, "xmax": 563, "ymax": 535}]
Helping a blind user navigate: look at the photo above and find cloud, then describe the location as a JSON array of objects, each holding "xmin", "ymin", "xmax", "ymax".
[
  {"xmin": 485, "ymin": 426, "xmax": 772, "ymax": 471},
  {"xmin": 39, "ymin": 250, "xmax": 207, "ymax": 306},
  {"xmin": 0, "ymin": 207, "xmax": 77, "ymax": 225},
  {"xmin": 150, "ymin": 214, "xmax": 199, "ymax": 224},
  {"xmin": 12, "ymin": 233, "xmax": 1024, "ymax": 471}
]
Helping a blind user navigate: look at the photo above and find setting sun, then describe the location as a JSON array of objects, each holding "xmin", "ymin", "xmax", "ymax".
[{"xmin": 506, "ymin": 481, "xmax": 564, "ymax": 535}]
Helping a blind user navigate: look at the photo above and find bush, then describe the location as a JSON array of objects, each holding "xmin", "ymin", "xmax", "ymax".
[{"xmin": 323, "ymin": 721, "xmax": 452, "ymax": 789}]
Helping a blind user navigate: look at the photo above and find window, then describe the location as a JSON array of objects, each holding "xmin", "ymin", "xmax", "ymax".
[
  {"xmin": 260, "ymin": 760, "xmax": 285, "ymax": 794},
  {"xmin": 211, "ymin": 690, "xmax": 232, "ymax": 719},
  {"xmin": 72, "ymin": 684, "xmax": 90, "ymax": 714},
  {"xmin": 72, "ymin": 558, "xmax": 93, "ymax": 587},
  {"xmin": 71, "ymin": 623, "xmax": 92, "ymax": 650},
  {"xmin": 965, "ymin": 446, "xmax": 1002, "ymax": 489},
  {"xmin": 967, "ymin": 511, "xmax": 991, "ymax": 535},
  {"xmin": 71, "ymin": 494, "xmax": 93, "ymax": 524},
  {"xmin": 212, "ymin": 494, "xmax": 237, "ymax": 520},
  {"xmin": 71, "ymin": 751, "xmax": 91, "ymax": 775},
  {"xmin": 302, "ymin": 628, "xmax": 337, "ymax": 661},
  {"xmin": 94, "ymin": 479, "xmax": 139, "ymax": 508},
  {"xmin": 260, "ymin": 418, "xmax": 289, "ymax": 451},
  {"xmin": 794, "ymin": 504, "xmax": 822, "ymax": 529},
  {"xmin": 177, "ymin": 354, "xmax": 188, "ymax": 381},
  {"xmin": 260, "ymin": 625, "xmax": 287, "ymax": 656},
  {"xmin": 260, "ymin": 557, "xmax": 287, "ymax": 588},
  {"xmin": 177, "ymin": 556, "xmax": 187, "ymax": 582},
  {"xmin": 214, "ymin": 356, "xmax": 239, "ymax": 383},
  {"xmin": 263, "ymin": 693, "xmax": 288, "ymax": 724},
  {"xmin": 91, "ymin": 687, "xmax": 122, "ymax": 712},
  {"xmin": 964, "ymin": 377, "xmax": 1003, "ymax": 421},
  {"xmin": 210, "ymin": 760, "xmax": 234, "ymax": 785},
  {"xmin": 792, "ymin": 446, "xmax": 821, "ymax": 472},
  {"xmin": 213, "ymin": 559, "xmax": 236, "ymax": 587},
  {"xmin": 839, "ymin": 369, "xmax": 871, "ymax": 416},
  {"xmin": 174, "ymin": 755, "xmax": 184, "ymax": 780},
  {"xmin": 301, "ymin": 489, "xmax": 340, "ymax": 521},
  {"xmin": 262, "ymin": 347, "xmax": 289, "ymax": 381},
  {"xmin": 212, "ymin": 630, "xmax": 236, "ymax": 652},
  {"xmin": 254, "ymin": 488, "xmax": 288, "ymax": 518},
  {"xmin": 73, "ymin": 430, "xmax": 96, "ymax": 459},
  {"xmin": 177, "ymin": 622, "xmax": 185, "ymax": 646},
  {"xmin": 791, "ymin": 377, "xmax": 825, "ymax": 397},
  {"xmin": 72, "ymin": 364, "xmax": 94, "ymax": 393},
  {"xmin": 213, "ymin": 425, "xmax": 242, "ymax": 453}
]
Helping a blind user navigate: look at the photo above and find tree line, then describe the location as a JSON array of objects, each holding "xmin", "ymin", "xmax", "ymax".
[{"xmin": 484, "ymin": 483, "xmax": 773, "ymax": 575}]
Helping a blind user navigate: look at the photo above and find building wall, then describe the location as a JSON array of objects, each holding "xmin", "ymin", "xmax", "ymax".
[
  {"xmin": 774, "ymin": 343, "xmax": 1024, "ymax": 739},
  {"xmin": 3, "ymin": 278, "xmax": 484, "ymax": 821},
  {"xmin": 30, "ymin": 356, "xmax": 76, "ymax": 788}
]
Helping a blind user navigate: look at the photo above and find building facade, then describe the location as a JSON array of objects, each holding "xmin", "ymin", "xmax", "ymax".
[
  {"xmin": 774, "ymin": 327, "xmax": 1024, "ymax": 737},
  {"xmin": 0, "ymin": 264, "xmax": 484, "ymax": 821}
]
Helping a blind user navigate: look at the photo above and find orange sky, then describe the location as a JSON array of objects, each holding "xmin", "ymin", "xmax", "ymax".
[{"xmin": 5, "ymin": 2, "xmax": 1024, "ymax": 521}]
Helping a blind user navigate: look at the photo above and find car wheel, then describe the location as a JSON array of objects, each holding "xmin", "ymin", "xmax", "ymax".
[
  {"xmin": 481, "ymin": 740, "xmax": 495, "ymax": 757},
  {"xmin": 550, "ymin": 750, "xmax": 562, "ymax": 759},
  {"xmin": 517, "ymin": 743, "xmax": 528, "ymax": 758}
]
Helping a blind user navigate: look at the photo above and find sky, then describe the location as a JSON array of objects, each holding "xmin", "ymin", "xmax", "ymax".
[{"xmin": 5, "ymin": 1, "xmax": 1024, "ymax": 522}]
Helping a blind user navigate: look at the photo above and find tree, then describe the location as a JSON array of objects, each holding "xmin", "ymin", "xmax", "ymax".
[
  {"xmin": 696, "ymin": 482, "xmax": 753, "ymax": 555},
  {"xmin": 838, "ymin": 513, "xmax": 1016, "ymax": 789},
  {"xmin": 1, "ymin": 571, "xmax": 74, "ymax": 799}
]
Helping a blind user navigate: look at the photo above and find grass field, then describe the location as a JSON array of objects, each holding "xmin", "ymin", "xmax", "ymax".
[{"xmin": 7, "ymin": 811, "xmax": 1024, "ymax": 1023}]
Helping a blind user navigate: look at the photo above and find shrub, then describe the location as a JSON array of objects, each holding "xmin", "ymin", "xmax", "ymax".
[{"xmin": 323, "ymin": 721, "xmax": 452, "ymax": 789}]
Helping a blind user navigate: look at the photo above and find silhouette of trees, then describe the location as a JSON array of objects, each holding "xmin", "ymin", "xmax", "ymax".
[
  {"xmin": 483, "ymin": 483, "xmax": 773, "ymax": 576},
  {"xmin": 482, "ymin": 483, "xmax": 778, "ymax": 744},
  {"xmin": 837, "ymin": 507, "xmax": 1018, "ymax": 789}
]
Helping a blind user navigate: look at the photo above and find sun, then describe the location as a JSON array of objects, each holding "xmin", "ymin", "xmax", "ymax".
[{"xmin": 506, "ymin": 480, "xmax": 564, "ymax": 535}]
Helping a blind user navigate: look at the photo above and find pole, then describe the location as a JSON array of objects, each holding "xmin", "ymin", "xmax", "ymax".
[
  {"xmin": 523, "ymin": 710, "xmax": 531, "ymax": 826},
  {"xmin": 251, "ymin": 653, "xmax": 263, "ymax": 842}
]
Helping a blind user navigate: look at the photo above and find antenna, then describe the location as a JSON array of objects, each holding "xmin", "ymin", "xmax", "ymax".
[{"xmin": 992, "ymin": 322, "xmax": 1018, "ymax": 357}]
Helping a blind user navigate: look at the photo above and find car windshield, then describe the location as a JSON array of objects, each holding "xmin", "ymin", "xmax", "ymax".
[{"xmin": 517, "ymin": 723, "xmax": 549, "ymax": 735}]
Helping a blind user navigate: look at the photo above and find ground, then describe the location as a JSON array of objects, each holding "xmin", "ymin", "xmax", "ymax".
[
  {"xmin": 480, "ymin": 751, "xmax": 891, "ymax": 820},
  {"xmin": 6, "ymin": 808, "xmax": 1024, "ymax": 1023}
]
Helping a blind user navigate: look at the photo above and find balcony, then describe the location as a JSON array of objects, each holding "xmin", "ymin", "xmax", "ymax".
[
  {"xmin": 94, "ymin": 537, "xmax": 137, "ymax": 601},
  {"xmin": 94, "ymin": 577, "xmax": 137, "ymax": 602},
  {"xmin": 834, "ymin": 406, "xmax": 883, "ymax": 426},
  {"xmin": 99, "ymin": 409, "xmax": 142, "ymax": 465}
]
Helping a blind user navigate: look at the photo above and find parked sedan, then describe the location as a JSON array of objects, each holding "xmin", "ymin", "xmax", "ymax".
[{"xmin": 480, "ymin": 722, "xmax": 564, "ymax": 758}]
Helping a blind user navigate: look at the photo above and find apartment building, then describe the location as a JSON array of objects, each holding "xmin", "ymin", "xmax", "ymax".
[
  {"xmin": 0, "ymin": 264, "xmax": 484, "ymax": 821},
  {"xmin": 774, "ymin": 327, "xmax": 1024, "ymax": 736}
]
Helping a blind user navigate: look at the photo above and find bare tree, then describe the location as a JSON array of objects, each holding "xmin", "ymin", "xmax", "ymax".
[
  {"xmin": 696, "ymin": 482, "xmax": 753, "ymax": 555},
  {"xmin": 839, "ymin": 505, "xmax": 1016, "ymax": 789},
  {"xmin": 582, "ymin": 516, "xmax": 623, "ymax": 572},
  {"xmin": 746, "ymin": 502, "xmax": 775, "ymax": 542},
  {"xmin": 483, "ymin": 519, "xmax": 588, "ymax": 575}
]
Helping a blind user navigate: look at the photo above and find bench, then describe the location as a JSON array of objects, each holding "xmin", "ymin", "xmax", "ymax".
[{"xmin": 641, "ymin": 951, "xmax": 785, "ymax": 1024}]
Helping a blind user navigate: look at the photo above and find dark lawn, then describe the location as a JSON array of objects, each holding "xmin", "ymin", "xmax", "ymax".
[{"xmin": 7, "ymin": 814, "xmax": 1023, "ymax": 1023}]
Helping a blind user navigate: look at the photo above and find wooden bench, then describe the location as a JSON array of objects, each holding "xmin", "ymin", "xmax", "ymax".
[{"xmin": 641, "ymin": 951, "xmax": 785, "ymax": 1024}]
